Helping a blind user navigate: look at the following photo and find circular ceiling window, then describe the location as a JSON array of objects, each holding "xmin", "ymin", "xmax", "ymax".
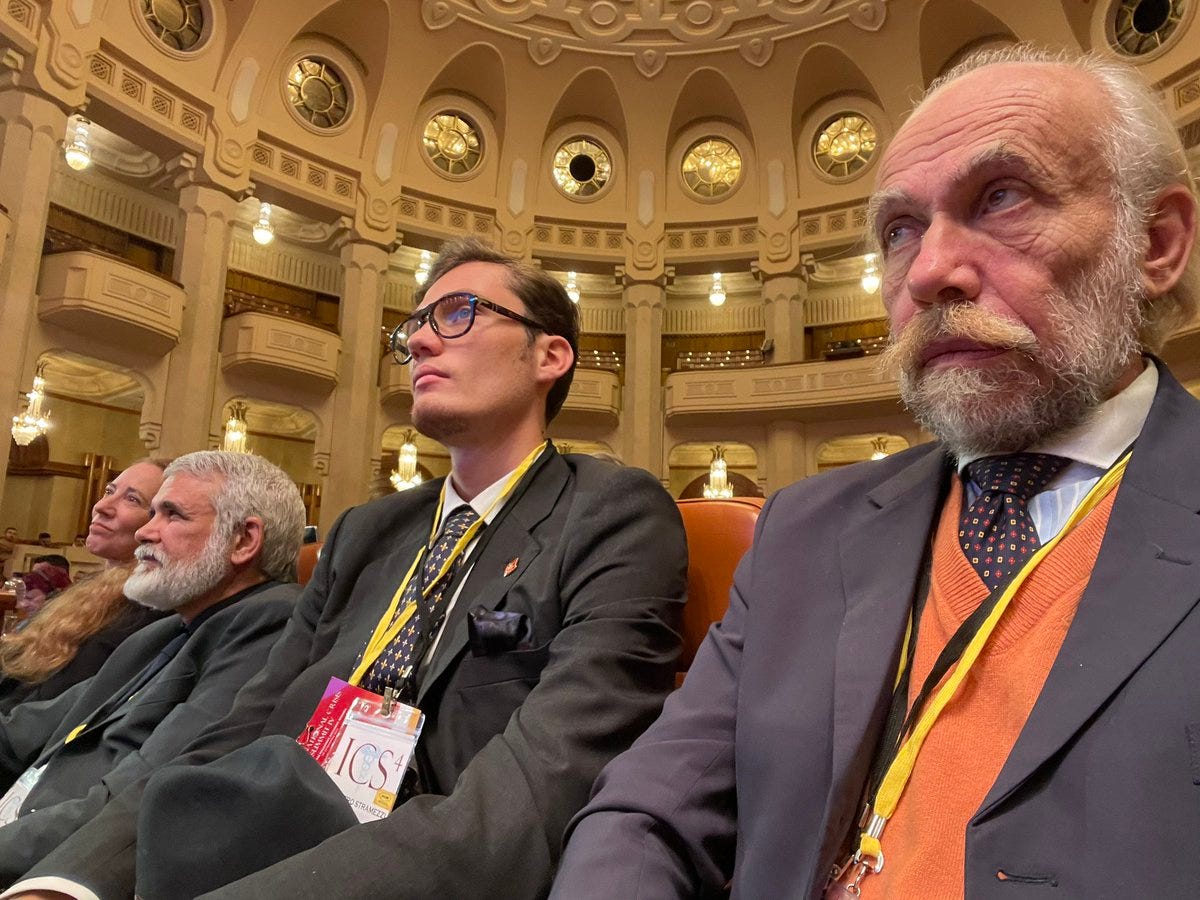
[
  {"xmin": 812, "ymin": 113, "xmax": 877, "ymax": 180},
  {"xmin": 681, "ymin": 137, "xmax": 742, "ymax": 199},
  {"xmin": 552, "ymin": 137, "xmax": 612, "ymax": 199},
  {"xmin": 1109, "ymin": 0, "xmax": 1187, "ymax": 55},
  {"xmin": 422, "ymin": 113, "xmax": 483, "ymax": 177},
  {"xmin": 286, "ymin": 58, "xmax": 351, "ymax": 130},
  {"xmin": 138, "ymin": 0, "xmax": 205, "ymax": 52}
]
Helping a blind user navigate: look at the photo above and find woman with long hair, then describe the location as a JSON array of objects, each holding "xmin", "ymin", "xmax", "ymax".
[{"xmin": 0, "ymin": 458, "xmax": 172, "ymax": 712}]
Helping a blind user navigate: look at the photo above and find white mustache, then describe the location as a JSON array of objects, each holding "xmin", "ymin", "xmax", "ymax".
[{"xmin": 134, "ymin": 545, "xmax": 166, "ymax": 566}]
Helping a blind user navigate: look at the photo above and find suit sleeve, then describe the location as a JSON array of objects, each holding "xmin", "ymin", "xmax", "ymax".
[
  {"xmin": 0, "ymin": 680, "xmax": 92, "ymax": 790},
  {"xmin": 548, "ymin": 494, "xmax": 780, "ymax": 898},
  {"xmin": 199, "ymin": 465, "xmax": 688, "ymax": 900},
  {"xmin": 0, "ymin": 590, "xmax": 298, "ymax": 885}
]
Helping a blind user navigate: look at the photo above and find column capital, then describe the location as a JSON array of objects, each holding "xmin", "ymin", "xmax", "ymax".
[
  {"xmin": 615, "ymin": 264, "xmax": 674, "ymax": 292},
  {"xmin": 336, "ymin": 233, "xmax": 392, "ymax": 273}
]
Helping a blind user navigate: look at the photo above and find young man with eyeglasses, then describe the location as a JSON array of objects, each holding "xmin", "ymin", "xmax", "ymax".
[{"xmin": 7, "ymin": 237, "xmax": 687, "ymax": 900}]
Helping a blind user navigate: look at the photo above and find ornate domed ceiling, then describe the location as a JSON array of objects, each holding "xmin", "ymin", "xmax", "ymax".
[{"xmin": 422, "ymin": 0, "xmax": 888, "ymax": 76}]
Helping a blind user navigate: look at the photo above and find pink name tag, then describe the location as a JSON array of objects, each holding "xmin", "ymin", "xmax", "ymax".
[{"xmin": 298, "ymin": 677, "xmax": 424, "ymax": 823}]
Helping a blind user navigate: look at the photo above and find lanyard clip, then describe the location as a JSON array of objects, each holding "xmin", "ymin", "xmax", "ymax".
[{"xmin": 382, "ymin": 685, "xmax": 395, "ymax": 717}]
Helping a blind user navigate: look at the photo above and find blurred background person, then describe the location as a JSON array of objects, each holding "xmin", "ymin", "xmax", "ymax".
[{"xmin": 0, "ymin": 460, "xmax": 171, "ymax": 714}]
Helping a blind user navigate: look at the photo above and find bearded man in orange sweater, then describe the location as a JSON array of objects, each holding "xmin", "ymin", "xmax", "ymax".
[{"xmin": 553, "ymin": 45, "xmax": 1200, "ymax": 900}]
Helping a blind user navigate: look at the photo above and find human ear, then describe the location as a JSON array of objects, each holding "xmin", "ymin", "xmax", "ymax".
[
  {"xmin": 535, "ymin": 334, "xmax": 574, "ymax": 385},
  {"xmin": 1142, "ymin": 184, "xmax": 1197, "ymax": 299},
  {"xmin": 229, "ymin": 516, "xmax": 265, "ymax": 567}
]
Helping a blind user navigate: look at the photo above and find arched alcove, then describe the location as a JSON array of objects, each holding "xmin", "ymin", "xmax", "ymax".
[
  {"xmin": 917, "ymin": 0, "xmax": 1019, "ymax": 87},
  {"xmin": 816, "ymin": 432, "xmax": 911, "ymax": 472},
  {"xmin": 668, "ymin": 441, "xmax": 760, "ymax": 499}
]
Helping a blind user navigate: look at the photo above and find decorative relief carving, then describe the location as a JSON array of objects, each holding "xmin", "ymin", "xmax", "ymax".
[
  {"xmin": 120, "ymin": 72, "xmax": 145, "ymax": 101},
  {"xmin": 449, "ymin": 209, "xmax": 467, "ymax": 228},
  {"xmin": 312, "ymin": 450, "xmax": 331, "ymax": 476},
  {"xmin": 684, "ymin": 381, "xmax": 736, "ymax": 399},
  {"xmin": 102, "ymin": 274, "xmax": 170, "ymax": 311},
  {"xmin": 267, "ymin": 328, "xmax": 326, "ymax": 359},
  {"xmin": 399, "ymin": 198, "xmax": 418, "ymax": 218},
  {"xmin": 423, "ymin": 0, "xmax": 890, "ymax": 78},
  {"xmin": 247, "ymin": 139, "xmax": 358, "ymax": 208},
  {"xmin": 139, "ymin": 420, "xmax": 162, "ymax": 450},
  {"xmin": 150, "ymin": 90, "xmax": 173, "ymax": 119},
  {"xmin": 88, "ymin": 53, "xmax": 113, "ymax": 83},
  {"xmin": 534, "ymin": 225, "xmax": 552, "ymax": 242},
  {"xmin": 5, "ymin": 0, "xmax": 36, "ymax": 31},
  {"xmin": 473, "ymin": 214, "xmax": 492, "ymax": 234},
  {"xmin": 1176, "ymin": 77, "xmax": 1200, "ymax": 109},
  {"xmin": 87, "ymin": 52, "xmax": 209, "ymax": 144}
]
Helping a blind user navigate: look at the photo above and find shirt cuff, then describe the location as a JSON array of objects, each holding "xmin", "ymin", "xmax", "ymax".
[{"xmin": 0, "ymin": 875, "xmax": 100, "ymax": 900}]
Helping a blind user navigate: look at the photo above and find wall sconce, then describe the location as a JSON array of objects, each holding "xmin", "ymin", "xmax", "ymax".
[
  {"xmin": 390, "ymin": 429, "xmax": 423, "ymax": 492},
  {"xmin": 708, "ymin": 272, "xmax": 726, "ymax": 307},
  {"xmin": 222, "ymin": 401, "xmax": 249, "ymax": 453},
  {"xmin": 870, "ymin": 436, "xmax": 889, "ymax": 460},
  {"xmin": 251, "ymin": 202, "xmax": 274, "ymax": 245},
  {"xmin": 414, "ymin": 250, "xmax": 432, "ymax": 286},
  {"xmin": 861, "ymin": 253, "xmax": 880, "ymax": 294},
  {"xmin": 11, "ymin": 366, "xmax": 51, "ymax": 446},
  {"xmin": 63, "ymin": 116, "xmax": 92, "ymax": 171}
]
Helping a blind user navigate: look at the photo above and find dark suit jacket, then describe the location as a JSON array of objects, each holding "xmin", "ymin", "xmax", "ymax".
[
  {"xmin": 554, "ymin": 361, "xmax": 1200, "ymax": 899},
  {"xmin": 0, "ymin": 581, "xmax": 298, "ymax": 881},
  {"xmin": 29, "ymin": 450, "xmax": 687, "ymax": 899}
]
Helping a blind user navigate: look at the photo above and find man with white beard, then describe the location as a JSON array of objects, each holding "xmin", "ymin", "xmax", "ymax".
[
  {"xmin": 553, "ymin": 46, "xmax": 1200, "ymax": 899},
  {"xmin": 0, "ymin": 451, "xmax": 303, "ymax": 884}
]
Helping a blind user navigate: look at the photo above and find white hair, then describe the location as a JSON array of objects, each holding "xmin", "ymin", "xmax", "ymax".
[
  {"xmin": 163, "ymin": 451, "xmax": 306, "ymax": 582},
  {"xmin": 920, "ymin": 44, "xmax": 1199, "ymax": 352}
]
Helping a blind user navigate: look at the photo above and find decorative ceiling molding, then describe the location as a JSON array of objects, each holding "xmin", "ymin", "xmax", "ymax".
[
  {"xmin": 421, "ymin": 0, "xmax": 889, "ymax": 77},
  {"xmin": 40, "ymin": 352, "xmax": 144, "ymax": 410}
]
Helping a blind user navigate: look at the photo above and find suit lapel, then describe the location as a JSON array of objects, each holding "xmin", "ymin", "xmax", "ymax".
[
  {"xmin": 813, "ymin": 447, "xmax": 953, "ymax": 872},
  {"xmin": 980, "ymin": 365, "xmax": 1200, "ymax": 816},
  {"xmin": 416, "ymin": 450, "xmax": 569, "ymax": 704}
]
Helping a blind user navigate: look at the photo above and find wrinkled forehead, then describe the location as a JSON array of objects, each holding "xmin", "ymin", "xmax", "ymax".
[{"xmin": 875, "ymin": 62, "xmax": 1112, "ymax": 194}]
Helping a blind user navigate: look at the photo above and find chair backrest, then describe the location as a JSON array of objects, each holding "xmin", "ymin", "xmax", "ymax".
[
  {"xmin": 297, "ymin": 541, "xmax": 323, "ymax": 586},
  {"xmin": 675, "ymin": 497, "xmax": 765, "ymax": 677}
]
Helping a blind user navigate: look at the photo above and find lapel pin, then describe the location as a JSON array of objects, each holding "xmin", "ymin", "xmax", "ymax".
[{"xmin": 503, "ymin": 557, "xmax": 519, "ymax": 576}]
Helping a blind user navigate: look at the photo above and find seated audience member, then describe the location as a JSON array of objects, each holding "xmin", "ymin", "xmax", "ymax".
[
  {"xmin": 7, "ymin": 236, "xmax": 687, "ymax": 900},
  {"xmin": 552, "ymin": 48, "xmax": 1200, "ymax": 898},
  {"xmin": 0, "ymin": 532, "xmax": 16, "ymax": 568},
  {"xmin": 0, "ymin": 462, "xmax": 171, "ymax": 714},
  {"xmin": 34, "ymin": 536, "xmax": 50, "ymax": 549},
  {"xmin": 15, "ymin": 568, "xmax": 70, "ymax": 620},
  {"xmin": 0, "ymin": 450, "xmax": 304, "ymax": 884}
]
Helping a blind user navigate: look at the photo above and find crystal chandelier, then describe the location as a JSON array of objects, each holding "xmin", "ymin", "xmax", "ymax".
[
  {"xmin": 63, "ymin": 116, "xmax": 92, "ymax": 171},
  {"xmin": 413, "ymin": 250, "xmax": 432, "ymax": 286},
  {"xmin": 221, "ymin": 402, "xmax": 249, "ymax": 453},
  {"xmin": 703, "ymin": 445, "xmax": 734, "ymax": 499},
  {"xmin": 252, "ymin": 202, "xmax": 274, "ymax": 245},
  {"xmin": 708, "ymin": 272, "xmax": 726, "ymax": 307},
  {"xmin": 390, "ymin": 430, "xmax": 423, "ymax": 492},
  {"xmin": 861, "ymin": 253, "xmax": 880, "ymax": 294},
  {"xmin": 11, "ymin": 367, "xmax": 51, "ymax": 446},
  {"xmin": 565, "ymin": 271, "xmax": 580, "ymax": 304}
]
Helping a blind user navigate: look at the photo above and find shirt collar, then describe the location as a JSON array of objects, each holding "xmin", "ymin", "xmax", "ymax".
[
  {"xmin": 956, "ymin": 358, "xmax": 1157, "ymax": 475},
  {"xmin": 441, "ymin": 464, "xmax": 520, "ymax": 531}
]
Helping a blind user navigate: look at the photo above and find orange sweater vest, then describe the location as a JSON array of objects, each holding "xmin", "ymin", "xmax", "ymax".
[{"xmin": 859, "ymin": 477, "xmax": 1118, "ymax": 900}]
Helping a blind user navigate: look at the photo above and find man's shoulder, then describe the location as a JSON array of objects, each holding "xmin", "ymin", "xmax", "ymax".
[
  {"xmin": 768, "ymin": 440, "xmax": 947, "ymax": 517},
  {"xmin": 195, "ymin": 582, "xmax": 302, "ymax": 631}
]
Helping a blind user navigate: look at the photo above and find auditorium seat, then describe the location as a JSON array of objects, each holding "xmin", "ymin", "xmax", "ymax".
[
  {"xmin": 297, "ymin": 541, "xmax": 323, "ymax": 586},
  {"xmin": 675, "ymin": 497, "xmax": 764, "ymax": 686}
]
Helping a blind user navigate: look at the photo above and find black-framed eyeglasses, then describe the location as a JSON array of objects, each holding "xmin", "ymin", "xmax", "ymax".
[{"xmin": 389, "ymin": 291, "xmax": 548, "ymax": 364}]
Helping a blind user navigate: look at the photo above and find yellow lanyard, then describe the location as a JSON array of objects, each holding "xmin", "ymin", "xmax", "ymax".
[
  {"xmin": 347, "ymin": 440, "xmax": 549, "ymax": 687},
  {"xmin": 851, "ymin": 452, "xmax": 1130, "ymax": 870}
]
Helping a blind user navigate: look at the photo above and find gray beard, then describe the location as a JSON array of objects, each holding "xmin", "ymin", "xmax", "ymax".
[
  {"xmin": 125, "ymin": 531, "xmax": 232, "ymax": 612},
  {"xmin": 884, "ymin": 233, "xmax": 1144, "ymax": 457}
]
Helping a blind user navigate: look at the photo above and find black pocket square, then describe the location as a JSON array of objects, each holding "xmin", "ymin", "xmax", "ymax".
[{"xmin": 467, "ymin": 607, "xmax": 532, "ymax": 656}]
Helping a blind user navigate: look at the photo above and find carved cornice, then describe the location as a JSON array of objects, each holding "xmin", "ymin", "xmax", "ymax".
[{"xmin": 421, "ymin": 0, "xmax": 889, "ymax": 78}]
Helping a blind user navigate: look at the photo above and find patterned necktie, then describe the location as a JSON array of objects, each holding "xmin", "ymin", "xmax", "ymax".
[
  {"xmin": 959, "ymin": 453, "xmax": 1069, "ymax": 591},
  {"xmin": 361, "ymin": 505, "xmax": 480, "ymax": 695}
]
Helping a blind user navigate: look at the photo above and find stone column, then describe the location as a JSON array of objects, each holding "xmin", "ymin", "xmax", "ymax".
[
  {"xmin": 156, "ymin": 182, "xmax": 238, "ymax": 456},
  {"xmin": 764, "ymin": 419, "xmax": 807, "ymax": 494},
  {"xmin": 762, "ymin": 272, "xmax": 807, "ymax": 363},
  {"xmin": 0, "ymin": 89, "xmax": 69, "ymax": 499},
  {"xmin": 319, "ymin": 239, "xmax": 387, "ymax": 529},
  {"xmin": 621, "ymin": 280, "xmax": 666, "ymax": 477}
]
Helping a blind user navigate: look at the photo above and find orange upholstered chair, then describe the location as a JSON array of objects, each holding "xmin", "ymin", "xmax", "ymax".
[
  {"xmin": 297, "ymin": 541, "xmax": 323, "ymax": 586},
  {"xmin": 675, "ymin": 497, "xmax": 765, "ymax": 685}
]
